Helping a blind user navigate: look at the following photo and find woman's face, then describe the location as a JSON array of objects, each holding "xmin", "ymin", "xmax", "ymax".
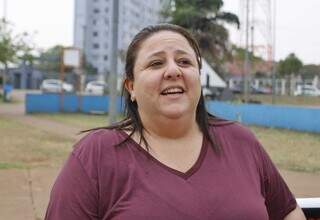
[{"xmin": 126, "ymin": 31, "xmax": 201, "ymax": 121}]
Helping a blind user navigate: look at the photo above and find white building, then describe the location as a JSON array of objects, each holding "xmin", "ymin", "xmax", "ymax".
[
  {"xmin": 200, "ymin": 59, "xmax": 226, "ymax": 88},
  {"xmin": 74, "ymin": 0, "xmax": 165, "ymax": 78}
]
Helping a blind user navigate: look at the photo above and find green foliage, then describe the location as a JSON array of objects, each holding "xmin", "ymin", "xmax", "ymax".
[
  {"xmin": 35, "ymin": 45, "xmax": 62, "ymax": 72},
  {"xmin": 0, "ymin": 18, "xmax": 36, "ymax": 91},
  {"xmin": 162, "ymin": 0, "xmax": 240, "ymax": 69},
  {"xmin": 300, "ymin": 64, "xmax": 320, "ymax": 79},
  {"xmin": 277, "ymin": 53, "xmax": 303, "ymax": 76},
  {"xmin": 35, "ymin": 46, "xmax": 97, "ymax": 74},
  {"xmin": 0, "ymin": 19, "xmax": 17, "ymax": 66},
  {"xmin": 83, "ymin": 56, "xmax": 98, "ymax": 75},
  {"xmin": 0, "ymin": 19, "xmax": 36, "ymax": 66}
]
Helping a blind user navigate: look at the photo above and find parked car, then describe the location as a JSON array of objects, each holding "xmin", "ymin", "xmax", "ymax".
[
  {"xmin": 229, "ymin": 84, "xmax": 243, "ymax": 94},
  {"xmin": 230, "ymin": 84, "xmax": 272, "ymax": 94},
  {"xmin": 85, "ymin": 81, "xmax": 107, "ymax": 95},
  {"xmin": 294, "ymin": 85, "xmax": 320, "ymax": 96},
  {"xmin": 297, "ymin": 197, "xmax": 320, "ymax": 218},
  {"xmin": 251, "ymin": 85, "xmax": 272, "ymax": 94},
  {"xmin": 40, "ymin": 79, "xmax": 74, "ymax": 93}
]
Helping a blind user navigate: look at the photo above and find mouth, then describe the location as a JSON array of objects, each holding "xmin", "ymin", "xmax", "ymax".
[{"xmin": 160, "ymin": 86, "xmax": 185, "ymax": 96}]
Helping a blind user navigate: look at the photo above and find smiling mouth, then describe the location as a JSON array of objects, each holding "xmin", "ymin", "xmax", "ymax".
[{"xmin": 160, "ymin": 87, "xmax": 185, "ymax": 95}]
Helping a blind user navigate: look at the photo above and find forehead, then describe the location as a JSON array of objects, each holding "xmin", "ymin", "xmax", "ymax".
[{"xmin": 137, "ymin": 30, "xmax": 196, "ymax": 56}]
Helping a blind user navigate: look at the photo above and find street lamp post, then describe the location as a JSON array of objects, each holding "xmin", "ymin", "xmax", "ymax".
[{"xmin": 108, "ymin": 0, "xmax": 119, "ymax": 124}]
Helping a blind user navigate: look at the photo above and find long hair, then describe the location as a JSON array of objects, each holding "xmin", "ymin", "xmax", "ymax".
[{"xmin": 86, "ymin": 24, "xmax": 220, "ymax": 153}]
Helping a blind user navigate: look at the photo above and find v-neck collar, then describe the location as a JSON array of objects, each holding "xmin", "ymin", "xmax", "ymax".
[{"xmin": 119, "ymin": 130, "xmax": 208, "ymax": 180}]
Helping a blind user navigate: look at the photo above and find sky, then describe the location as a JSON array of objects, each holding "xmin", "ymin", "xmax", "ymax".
[
  {"xmin": 1, "ymin": 0, "xmax": 320, "ymax": 64},
  {"xmin": 222, "ymin": 0, "xmax": 320, "ymax": 65}
]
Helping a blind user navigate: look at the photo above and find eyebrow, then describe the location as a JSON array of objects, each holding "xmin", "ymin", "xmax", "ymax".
[{"xmin": 147, "ymin": 49, "xmax": 193, "ymax": 59}]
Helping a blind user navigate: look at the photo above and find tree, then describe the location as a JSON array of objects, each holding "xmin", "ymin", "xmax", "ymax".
[
  {"xmin": 36, "ymin": 45, "xmax": 97, "ymax": 75},
  {"xmin": 300, "ymin": 64, "xmax": 320, "ymax": 79},
  {"xmin": 0, "ymin": 18, "xmax": 35, "ymax": 100},
  {"xmin": 162, "ymin": 0, "xmax": 240, "ymax": 72},
  {"xmin": 277, "ymin": 53, "xmax": 303, "ymax": 76},
  {"xmin": 35, "ymin": 45, "xmax": 62, "ymax": 72},
  {"xmin": 0, "ymin": 19, "xmax": 17, "ymax": 84}
]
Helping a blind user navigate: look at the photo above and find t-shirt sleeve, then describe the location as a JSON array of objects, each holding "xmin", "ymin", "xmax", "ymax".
[
  {"xmin": 45, "ymin": 152, "xmax": 99, "ymax": 220},
  {"xmin": 254, "ymin": 141, "xmax": 297, "ymax": 220}
]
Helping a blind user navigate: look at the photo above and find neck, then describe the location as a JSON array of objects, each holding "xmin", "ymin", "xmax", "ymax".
[{"xmin": 139, "ymin": 112, "xmax": 199, "ymax": 139}]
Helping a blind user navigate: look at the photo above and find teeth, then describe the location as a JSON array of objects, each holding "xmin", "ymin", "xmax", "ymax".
[{"xmin": 162, "ymin": 87, "xmax": 184, "ymax": 95}]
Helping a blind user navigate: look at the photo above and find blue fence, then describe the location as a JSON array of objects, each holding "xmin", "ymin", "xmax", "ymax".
[
  {"xmin": 26, "ymin": 93, "xmax": 123, "ymax": 114},
  {"xmin": 207, "ymin": 101, "xmax": 320, "ymax": 133},
  {"xmin": 26, "ymin": 94, "xmax": 320, "ymax": 133}
]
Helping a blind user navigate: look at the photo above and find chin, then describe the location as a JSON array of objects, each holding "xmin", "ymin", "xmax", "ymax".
[{"xmin": 160, "ymin": 108, "xmax": 190, "ymax": 120}]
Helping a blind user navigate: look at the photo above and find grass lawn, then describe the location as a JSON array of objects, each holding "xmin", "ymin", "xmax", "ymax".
[
  {"xmin": 0, "ymin": 116, "xmax": 73, "ymax": 169},
  {"xmin": 251, "ymin": 126, "xmax": 320, "ymax": 172},
  {"xmin": 1, "ymin": 112, "xmax": 320, "ymax": 173},
  {"xmin": 33, "ymin": 113, "xmax": 109, "ymax": 130}
]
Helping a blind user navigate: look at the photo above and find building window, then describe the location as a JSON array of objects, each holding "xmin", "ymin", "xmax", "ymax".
[
  {"xmin": 93, "ymin": 43, "xmax": 100, "ymax": 49},
  {"xmin": 104, "ymin": 55, "xmax": 108, "ymax": 61},
  {"xmin": 93, "ymin": 31, "xmax": 98, "ymax": 37},
  {"xmin": 105, "ymin": 7, "xmax": 109, "ymax": 13},
  {"xmin": 92, "ymin": 19, "xmax": 97, "ymax": 25},
  {"xmin": 93, "ymin": 8, "xmax": 100, "ymax": 13}
]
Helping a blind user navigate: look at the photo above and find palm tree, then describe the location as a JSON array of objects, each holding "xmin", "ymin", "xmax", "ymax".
[{"xmin": 162, "ymin": 0, "xmax": 240, "ymax": 73}]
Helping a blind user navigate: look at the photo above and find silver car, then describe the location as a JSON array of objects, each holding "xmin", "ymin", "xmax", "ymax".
[
  {"xmin": 85, "ymin": 81, "xmax": 107, "ymax": 95},
  {"xmin": 40, "ymin": 79, "xmax": 74, "ymax": 93}
]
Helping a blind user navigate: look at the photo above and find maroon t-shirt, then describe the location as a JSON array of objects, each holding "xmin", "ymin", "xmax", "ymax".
[{"xmin": 45, "ymin": 121, "xmax": 296, "ymax": 220}]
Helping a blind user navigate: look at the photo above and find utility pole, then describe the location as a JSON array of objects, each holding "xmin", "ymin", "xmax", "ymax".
[
  {"xmin": 3, "ymin": 0, "xmax": 7, "ymax": 19},
  {"xmin": 243, "ymin": 0, "xmax": 250, "ymax": 102},
  {"xmin": 271, "ymin": 0, "xmax": 277, "ymax": 104},
  {"xmin": 108, "ymin": 0, "xmax": 119, "ymax": 124},
  {"xmin": 2, "ymin": 0, "xmax": 8, "ymax": 101}
]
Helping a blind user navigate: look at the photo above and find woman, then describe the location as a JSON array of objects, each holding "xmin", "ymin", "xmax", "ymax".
[{"xmin": 45, "ymin": 24, "xmax": 306, "ymax": 220}]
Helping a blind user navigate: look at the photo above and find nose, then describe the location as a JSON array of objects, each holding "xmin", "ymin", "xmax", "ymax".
[{"xmin": 164, "ymin": 60, "xmax": 182, "ymax": 80}]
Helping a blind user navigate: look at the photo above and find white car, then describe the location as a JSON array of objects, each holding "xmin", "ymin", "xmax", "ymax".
[
  {"xmin": 294, "ymin": 85, "xmax": 320, "ymax": 96},
  {"xmin": 40, "ymin": 79, "xmax": 74, "ymax": 93},
  {"xmin": 85, "ymin": 81, "xmax": 107, "ymax": 95}
]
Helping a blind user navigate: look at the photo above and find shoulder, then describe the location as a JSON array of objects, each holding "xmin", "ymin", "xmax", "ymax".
[
  {"xmin": 209, "ymin": 118, "xmax": 258, "ymax": 144},
  {"xmin": 208, "ymin": 118, "xmax": 264, "ymax": 159},
  {"xmin": 71, "ymin": 129, "xmax": 127, "ymax": 176},
  {"xmin": 73, "ymin": 129, "xmax": 125, "ymax": 155}
]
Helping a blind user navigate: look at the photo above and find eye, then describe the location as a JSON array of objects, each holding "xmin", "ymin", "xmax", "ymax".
[
  {"xmin": 177, "ymin": 58, "xmax": 192, "ymax": 66},
  {"xmin": 148, "ymin": 60, "xmax": 163, "ymax": 68}
]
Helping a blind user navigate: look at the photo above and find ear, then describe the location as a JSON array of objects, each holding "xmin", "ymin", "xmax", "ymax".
[
  {"xmin": 124, "ymin": 78, "xmax": 134, "ymax": 93},
  {"xmin": 124, "ymin": 78, "xmax": 136, "ymax": 102}
]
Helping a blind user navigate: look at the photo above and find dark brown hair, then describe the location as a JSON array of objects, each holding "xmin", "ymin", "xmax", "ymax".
[{"xmin": 90, "ymin": 23, "xmax": 219, "ymax": 152}]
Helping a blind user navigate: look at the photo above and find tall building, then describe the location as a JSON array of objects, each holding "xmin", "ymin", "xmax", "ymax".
[{"xmin": 74, "ymin": 0, "xmax": 166, "ymax": 78}]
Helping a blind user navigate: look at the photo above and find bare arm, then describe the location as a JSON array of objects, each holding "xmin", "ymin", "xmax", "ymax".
[{"xmin": 284, "ymin": 206, "xmax": 306, "ymax": 220}]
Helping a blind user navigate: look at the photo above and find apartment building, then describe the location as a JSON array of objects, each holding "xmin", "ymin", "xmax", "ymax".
[{"xmin": 74, "ymin": 0, "xmax": 166, "ymax": 78}]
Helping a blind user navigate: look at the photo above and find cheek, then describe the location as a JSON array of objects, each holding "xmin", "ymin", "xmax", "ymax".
[
  {"xmin": 185, "ymin": 70, "xmax": 201, "ymax": 88},
  {"xmin": 133, "ymin": 73, "xmax": 161, "ymax": 95}
]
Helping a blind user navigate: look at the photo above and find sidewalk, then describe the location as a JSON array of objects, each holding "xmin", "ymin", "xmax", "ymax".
[
  {"xmin": 0, "ymin": 166, "xmax": 319, "ymax": 220},
  {"xmin": 0, "ymin": 167, "xmax": 59, "ymax": 220}
]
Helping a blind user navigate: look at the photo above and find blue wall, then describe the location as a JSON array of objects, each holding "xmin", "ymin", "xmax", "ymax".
[
  {"xmin": 26, "ymin": 94, "xmax": 320, "ymax": 133},
  {"xmin": 26, "ymin": 94, "xmax": 123, "ymax": 114},
  {"xmin": 207, "ymin": 101, "xmax": 320, "ymax": 133}
]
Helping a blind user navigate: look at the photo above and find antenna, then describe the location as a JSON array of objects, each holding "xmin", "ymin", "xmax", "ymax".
[
  {"xmin": 239, "ymin": 0, "xmax": 275, "ymax": 72},
  {"xmin": 3, "ymin": 0, "xmax": 7, "ymax": 20}
]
